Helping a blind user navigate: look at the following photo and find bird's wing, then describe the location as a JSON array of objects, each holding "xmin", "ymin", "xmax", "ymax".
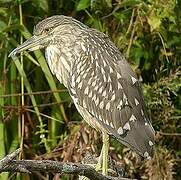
[{"xmin": 68, "ymin": 39, "xmax": 154, "ymax": 159}]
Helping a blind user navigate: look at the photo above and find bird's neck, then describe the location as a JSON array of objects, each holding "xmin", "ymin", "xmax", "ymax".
[
  {"xmin": 45, "ymin": 45, "xmax": 71, "ymax": 87},
  {"xmin": 45, "ymin": 31, "xmax": 88, "ymax": 87},
  {"xmin": 45, "ymin": 41, "xmax": 84, "ymax": 87}
]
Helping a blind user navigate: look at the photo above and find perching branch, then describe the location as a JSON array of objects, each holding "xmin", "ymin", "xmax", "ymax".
[{"xmin": 0, "ymin": 149, "xmax": 133, "ymax": 180}]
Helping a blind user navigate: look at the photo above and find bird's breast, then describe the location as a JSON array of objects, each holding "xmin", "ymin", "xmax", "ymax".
[{"xmin": 45, "ymin": 45, "xmax": 72, "ymax": 87}]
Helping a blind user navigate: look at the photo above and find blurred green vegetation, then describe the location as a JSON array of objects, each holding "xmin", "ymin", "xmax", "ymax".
[{"xmin": 0, "ymin": 0, "xmax": 180, "ymax": 179}]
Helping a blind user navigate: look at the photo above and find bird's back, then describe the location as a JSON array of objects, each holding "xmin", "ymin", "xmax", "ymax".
[{"xmin": 67, "ymin": 28, "xmax": 155, "ymax": 159}]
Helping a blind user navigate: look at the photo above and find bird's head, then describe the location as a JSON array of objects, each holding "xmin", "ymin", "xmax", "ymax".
[{"xmin": 9, "ymin": 15, "xmax": 87, "ymax": 57}]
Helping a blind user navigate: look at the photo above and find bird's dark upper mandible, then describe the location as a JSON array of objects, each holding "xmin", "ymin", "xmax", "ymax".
[{"xmin": 9, "ymin": 15, "xmax": 155, "ymax": 159}]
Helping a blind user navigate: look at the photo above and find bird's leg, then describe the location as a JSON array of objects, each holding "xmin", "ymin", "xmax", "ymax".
[
  {"xmin": 95, "ymin": 147, "xmax": 103, "ymax": 171},
  {"xmin": 102, "ymin": 131, "xmax": 109, "ymax": 175},
  {"xmin": 95, "ymin": 132, "xmax": 109, "ymax": 174}
]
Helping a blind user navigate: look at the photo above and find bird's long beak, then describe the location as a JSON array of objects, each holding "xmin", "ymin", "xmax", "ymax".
[{"xmin": 9, "ymin": 34, "xmax": 49, "ymax": 57}]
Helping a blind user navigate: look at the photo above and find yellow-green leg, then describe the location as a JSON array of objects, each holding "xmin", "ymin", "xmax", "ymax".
[
  {"xmin": 102, "ymin": 131, "xmax": 109, "ymax": 175},
  {"xmin": 80, "ymin": 132, "xmax": 109, "ymax": 180},
  {"xmin": 95, "ymin": 131, "xmax": 109, "ymax": 175},
  {"xmin": 95, "ymin": 148, "xmax": 102, "ymax": 171}
]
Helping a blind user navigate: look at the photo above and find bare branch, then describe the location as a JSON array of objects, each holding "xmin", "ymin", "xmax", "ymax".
[
  {"xmin": 0, "ymin": 149, "xmax": 134, "ymax": 180},
  {"xmin": 0, "ymin": 148, "xmax": 21, "ymax": 169}
]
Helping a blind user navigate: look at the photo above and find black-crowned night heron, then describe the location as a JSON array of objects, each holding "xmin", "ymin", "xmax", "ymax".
[{"xmin": 9, "ymin": 15, "xmax": 155, "ymax": 175}]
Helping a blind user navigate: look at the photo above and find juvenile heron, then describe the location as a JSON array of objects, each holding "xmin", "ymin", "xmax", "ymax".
[{"xmin": 9, "ymin": 15, "xmax": 155, "ymax": 175}]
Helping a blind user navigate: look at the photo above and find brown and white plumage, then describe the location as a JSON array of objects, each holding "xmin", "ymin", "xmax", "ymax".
[
  {"xmin": 9, "ymin": 15, "xmax": 155, "ymax": 159},
  {"xmin": 68, "ymin": 30, "xmax": 154, "ymax": 158}
]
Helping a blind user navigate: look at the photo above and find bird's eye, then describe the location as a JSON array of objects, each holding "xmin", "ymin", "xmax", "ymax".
[{"xmin": 44, "ymin": 27, "xmax": 52, "ymax": 33}]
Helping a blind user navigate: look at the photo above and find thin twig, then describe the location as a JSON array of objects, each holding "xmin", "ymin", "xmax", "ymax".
[
  {"xmin": 156, "ymin": 32, "xmax": 169, "ymax": 63},
  {"xmin": 19, "ymin": 2, "xmax": 25, "ymax": 159},
  {"xmin": 126, "ymin": 9, "xmax": 138, "ymax": 58},
  {"xmin": 1, "ymin": 101, "xmax": 67, "ymax": 109},
  {"xmin": 25, "ymin": 108, "xmax": 64, "ymax": 123},
  {"xmin": 125, "ymin": 8, "xmax": 136, "ymax": 36},
  {"xmin": 158, "ymin": 131, "xmax": 181, "ymax": 136},
  {"xmin": 0, "ymin": 89, "xmax": 67, "ymax": 98}
]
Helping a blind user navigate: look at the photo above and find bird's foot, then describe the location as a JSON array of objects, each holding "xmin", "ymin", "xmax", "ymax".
[
  {"xmin": 95, "ymin": 152, "xmax": 102, "ymax": 172},
  {"xmin": 81, "ymin": 153, "xmax": 125, "ymax": 177}
]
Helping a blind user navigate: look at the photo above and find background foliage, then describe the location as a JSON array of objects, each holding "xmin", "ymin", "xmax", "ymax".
[{"xmin": 0, "ymin": 0, "xmax": 180, "ymax": 179}]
